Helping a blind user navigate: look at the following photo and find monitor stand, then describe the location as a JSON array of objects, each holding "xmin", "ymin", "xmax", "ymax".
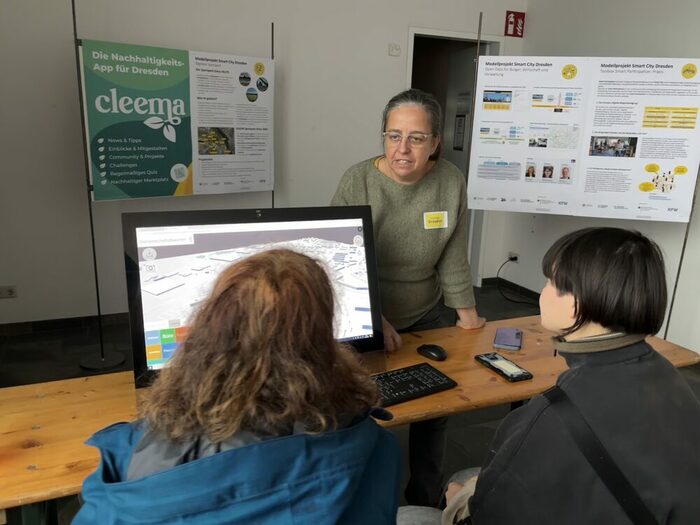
[{"xmin": 359, "ymin": 349, "xmax": 387, "ymax": 374}]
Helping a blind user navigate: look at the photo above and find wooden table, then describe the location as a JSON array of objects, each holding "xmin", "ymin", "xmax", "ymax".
[
  {"xmin": 381, "ymin": 316, "xmax": 699, "ymax": 427},
  {"xmin": 1, "ymin": 315, "xmax": 697, "ymax": 510},
  {"xmin": 0, "ymin": 372, "xmax": 137, "ymax": 510}
]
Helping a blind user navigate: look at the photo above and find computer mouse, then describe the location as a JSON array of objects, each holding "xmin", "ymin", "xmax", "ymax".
[{"xmin": 417, "ymin": 343, "xmax": 448, "ymax": 362}]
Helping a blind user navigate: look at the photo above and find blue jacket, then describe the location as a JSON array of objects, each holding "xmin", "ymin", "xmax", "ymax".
[{"xmin": 74, "ymin": 416, "xmax": 400, "ymax": 524}]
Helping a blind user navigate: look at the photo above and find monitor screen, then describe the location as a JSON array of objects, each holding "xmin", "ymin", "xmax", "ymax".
[{"xmin": 122, "ymin": 206, "xmax": 384, "ymax": 387}]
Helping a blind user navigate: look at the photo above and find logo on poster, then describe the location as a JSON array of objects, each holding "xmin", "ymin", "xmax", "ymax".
[
  {"xmin": 682, "ymin": 63, "xmax": 697, "ymax": 79},
  {"xmin": 562, "ymin": 64, "xmax": 578, "ymax": 80},
  {"xmin": 95, "ymin": 88, "xmax": 185, "ymax": 123},
  {"xmin": 95, "ymin": 88, "xmax": 186, "ymax": 142}
]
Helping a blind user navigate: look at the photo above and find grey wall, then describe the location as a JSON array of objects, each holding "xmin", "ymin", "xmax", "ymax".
[
  {"xmin": 478, "ymin": 0, "xmax": 700, "ymax": 351},
  {"xmin": 8, "ymin": 0, "xmax": 697, "ymax": 353},
  {"xmin": 0, "ymin": 0, "xmax": 525, "ymax": 324}
]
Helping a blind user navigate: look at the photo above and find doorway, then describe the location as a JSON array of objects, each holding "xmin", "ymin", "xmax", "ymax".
[{"xmin": 408, "ymin": 29, "xmax": 501, "ymax": 286}]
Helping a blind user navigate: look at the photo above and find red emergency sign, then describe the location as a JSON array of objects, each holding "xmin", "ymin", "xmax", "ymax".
[{"xmin": 504, "ymin": 11, "xmax": 526, "ymax": 38}]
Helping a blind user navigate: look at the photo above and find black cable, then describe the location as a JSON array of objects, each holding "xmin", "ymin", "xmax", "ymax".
[{"xmin": 495, "ymin": 259, "xmax": 540, "ymax": 307}]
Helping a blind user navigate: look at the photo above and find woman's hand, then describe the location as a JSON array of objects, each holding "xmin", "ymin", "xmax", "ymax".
[
  {"xmin": 382, "ymin": 316, "xmax": 402, "ymax": 353},
  {"xmin": 456, "ymin": 307, "xmax": 486, "ymax": 330}
]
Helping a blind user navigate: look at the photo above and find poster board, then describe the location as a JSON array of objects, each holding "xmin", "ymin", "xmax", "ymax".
[
  {"xmin": 78, "ymin": 40, "xmax": 274, "ymax": 201},
  {"xmin": 467, "ymin": 56, "xmax": 700, "ymax": 222}
]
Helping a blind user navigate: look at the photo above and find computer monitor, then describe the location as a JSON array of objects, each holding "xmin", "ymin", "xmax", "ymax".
[{"xmin": 122, "ymin": 206, "xmax": 384, "ymax": 387}]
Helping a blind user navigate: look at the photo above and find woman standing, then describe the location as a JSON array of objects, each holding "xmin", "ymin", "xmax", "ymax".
[{"xmin": 332, "ymin": 89, "xmax": 484, "ymax": 506}]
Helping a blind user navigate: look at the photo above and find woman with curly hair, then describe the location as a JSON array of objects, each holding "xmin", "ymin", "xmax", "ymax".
[{"xmin": 75, "ymin": 249, "xmax": 400, "ymax": 525}]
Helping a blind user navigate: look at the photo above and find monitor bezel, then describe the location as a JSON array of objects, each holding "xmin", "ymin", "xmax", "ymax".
[{"xmin": 122, "ymin": 205, "xmax": 384, "ymax": 388}]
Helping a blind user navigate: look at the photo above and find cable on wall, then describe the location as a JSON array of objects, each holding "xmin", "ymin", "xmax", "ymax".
[{"xmin": 495, "ymin": 257, "xmax": 540, "ymax": 307}]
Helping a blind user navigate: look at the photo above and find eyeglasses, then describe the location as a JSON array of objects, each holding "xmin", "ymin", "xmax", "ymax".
[{"xmin": 382, "ymin": 131, "xmax": 433, "ymax": 146}]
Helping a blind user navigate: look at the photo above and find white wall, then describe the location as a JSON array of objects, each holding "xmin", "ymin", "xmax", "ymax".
[
  {"xmin": 479, "ymin": 0, "xmax": 700, "ymax": 351},
  {"xmin": 4, "ymin": 0, "xmax": 697, "ymax": 351},
  {"xmin": 0, "ymin": 0, "xmax": 525, "ymax": 324},
  {"xmin": 0, "ymin": 0, "xmax": 97, "ymax": 322}
]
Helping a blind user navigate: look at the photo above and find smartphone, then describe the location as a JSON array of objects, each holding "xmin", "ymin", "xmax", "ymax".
[
  {"xmin": 493, "ymin": 327, "xmax": 523, "ymax": 351},
  {"xmin": 475, "ymin": 352, "xmax": 533, "ymax": 382}
]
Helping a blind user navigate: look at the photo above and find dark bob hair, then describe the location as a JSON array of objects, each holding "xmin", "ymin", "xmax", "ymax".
[{"xmin": 542, "ymin": 227, "xmax": 667, "ymax": 335}]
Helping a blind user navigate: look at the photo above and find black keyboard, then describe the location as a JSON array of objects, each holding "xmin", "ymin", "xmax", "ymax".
[{"xmin": 372, "ymin": 363, "xmax": 458, "ymax": 407}]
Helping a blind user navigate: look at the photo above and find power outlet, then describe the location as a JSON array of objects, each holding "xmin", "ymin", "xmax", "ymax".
[
  {"xmin": 0, "ymin": 285, "xmax": 18, "ymax": 299},
  {"xmin": 388, "ymin": 43, "xmax": 401, "ymax": 57},
  {"xmin": 508, "ymin": 252, "xmax": 519, "ymax": 263}
]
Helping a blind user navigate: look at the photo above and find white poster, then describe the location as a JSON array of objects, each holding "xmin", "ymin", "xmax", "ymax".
[
  {"xmin": 467, "ymin": 56, "xmax": 700, "ymax": 222},
  {"xmin": 189, "ymin": 51, "xmax": 274, "ymax": 194}
]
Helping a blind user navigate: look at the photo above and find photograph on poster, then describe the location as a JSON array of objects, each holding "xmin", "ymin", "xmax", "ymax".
[
  {"xmin": 542, "ymin": 164, "xmax": 554, "ymax": 178},
  {"xmin": 198, "ymin": 127, "xmax": 235, "ymax": 155},
  {"xmin": 589, "ymin": 136, "xmax": 638, "ymax": 157},
  {"xmin": 525, "ymin": 163, "xmax": 536, "ymax": 178},
  {"xmin": 529, "ymin": 136, "xmax": 548, "ymax": 147},
  {"xmin": 483, "ymin": 90, "xmax": 512, "ymax": 103},
  {"xmin": 246, "ymin": 88, "xmax": 259, "ymax": 102},
  {"xmin": 483, "ymin": 90, "xmax": 513, "ymax": 110},
  {"xmin": 561, "ymin": 165, "xmax": 572, "ymax": 181}
]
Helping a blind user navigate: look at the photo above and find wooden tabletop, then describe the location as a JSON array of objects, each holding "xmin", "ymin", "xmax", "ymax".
[
  {"xmin": 0, "ymin": 372, "xmax": 137, "ymax": 509},
  {"xmin": 1, "ymin": 315, "xmax": 697, "ymax": 509},
  {"xmin": 381, "ymin": 316, "xmax": 699, "ymax": 427}
]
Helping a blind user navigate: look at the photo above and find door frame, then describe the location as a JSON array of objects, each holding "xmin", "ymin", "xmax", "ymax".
[
  {"xmin": 406, "ymin": 27, "xmax": 505, "ymax": 88},
  {"xmin": 406, "ymin": 27, "xmax": 504, "ymax": 286}
]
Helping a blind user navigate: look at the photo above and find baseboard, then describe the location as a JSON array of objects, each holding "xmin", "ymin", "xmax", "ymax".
[
  {"xmin": 0, "ymin": 313, "xmax": 129, "ymax": 337},
  {"xmin": 481, "ymin": 278, "xmax": 540, "ymax": 301}
]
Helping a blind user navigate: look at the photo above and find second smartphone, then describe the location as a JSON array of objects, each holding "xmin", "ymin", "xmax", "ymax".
[{"xmin": 475, "ymin": 352, "xmax": 533, "ymax": 382}]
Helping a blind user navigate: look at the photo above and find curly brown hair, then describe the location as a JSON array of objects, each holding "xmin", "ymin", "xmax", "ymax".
[{"xmin": 140, "ymin": 249, "xmax": 379, "ymax": 442}]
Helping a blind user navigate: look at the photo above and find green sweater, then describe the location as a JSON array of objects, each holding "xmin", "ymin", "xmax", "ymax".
[{"xmin": 332, "ymin": 157, "xmax": 475, "ymax": 329}]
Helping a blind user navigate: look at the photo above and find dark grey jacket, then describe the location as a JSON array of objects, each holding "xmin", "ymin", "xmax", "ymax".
[{"xmin": 469, "ymin": 334, "xmax": 700, "ymax": 524}]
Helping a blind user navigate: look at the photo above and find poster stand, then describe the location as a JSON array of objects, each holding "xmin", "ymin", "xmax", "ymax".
[
  {"xmin": 71, "ymin": 0, "xmax": 125, "ymax": 370},
  {"xmin": 664, "ymin": 170, "xmax": 700, "ymax": 339},
  {"xmin": 77, "ymin": 181, "xmax": 126, "ymax": 371},
  {"xmin": 271, "ymin": 21, "xmax": 276, "ymax": 209},
  {"xmin": 71, "ymin": 1, "xmax": 276, "ymax": 369}
]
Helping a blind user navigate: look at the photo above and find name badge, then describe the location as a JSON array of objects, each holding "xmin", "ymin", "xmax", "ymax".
[{"xmin": 423, "ymin": 211, "xmax": 448, "ymax": 229}]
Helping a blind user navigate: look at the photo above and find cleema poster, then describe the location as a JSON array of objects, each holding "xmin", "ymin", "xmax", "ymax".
[{"xmin": 79, "ymin": 40, "xmax": 274, "ymax": 201}]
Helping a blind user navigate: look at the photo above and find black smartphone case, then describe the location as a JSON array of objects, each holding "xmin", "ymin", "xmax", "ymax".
[{"xmin": 475, "ymin": 352, "xmax": 533, "ymax": 382}]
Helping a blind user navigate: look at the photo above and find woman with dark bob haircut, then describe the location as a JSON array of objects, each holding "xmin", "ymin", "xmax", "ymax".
[
  {"xmin": 399, "ymin": 228, "xmax": 700, "ymax": 524},
  {"xmin": 75, "ymin": 249, "xmax": 401, "ymax": 525}
]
